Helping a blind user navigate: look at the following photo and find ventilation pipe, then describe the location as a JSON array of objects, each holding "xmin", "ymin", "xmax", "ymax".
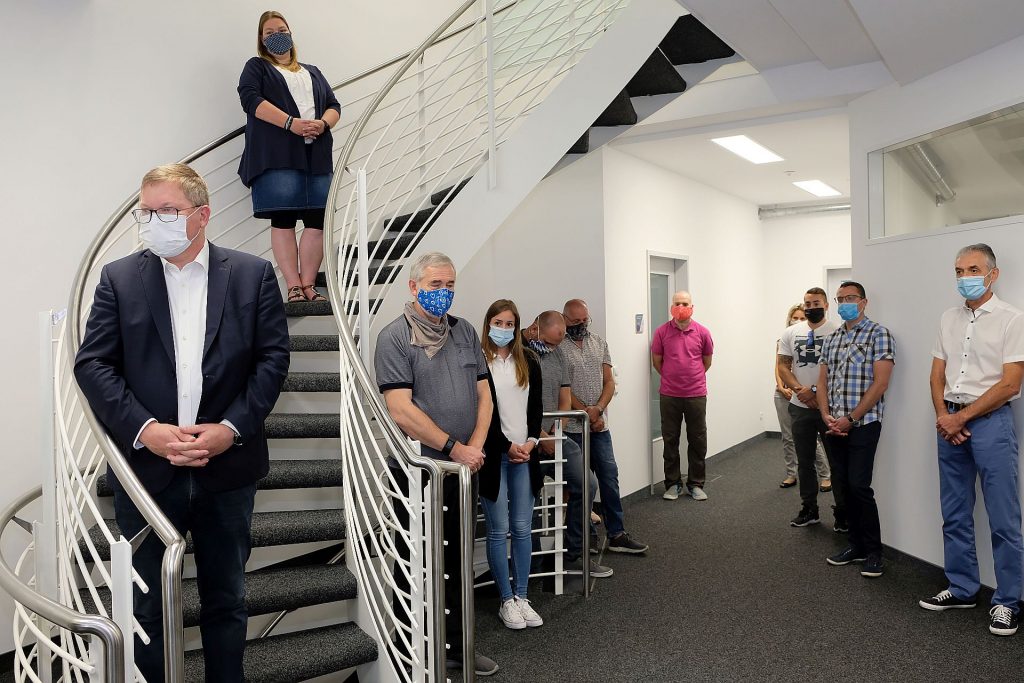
[
  {"xmin": 758, "ymin": 201, "xmax": 851, "ymax": 220},
  {"xmin": 906, "ymin": 142, "xmax": 956, "ymax": 205}
]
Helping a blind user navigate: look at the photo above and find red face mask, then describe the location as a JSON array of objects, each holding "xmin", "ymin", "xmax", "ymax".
[{"xmin": 671, "ymin": 304, "xmax": 693, "ymax": 322}]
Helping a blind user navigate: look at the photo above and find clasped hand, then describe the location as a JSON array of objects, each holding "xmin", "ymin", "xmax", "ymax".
[
  {"xmin": 290, "ymin": 118, "xmax": 326, "ymax": 139},
  {"xmin": 822, "ymin": 413, "xmax": 850, "ymax": 437},
  {"xmin": 936, "ymin": 412, "xmax": 971, "ymax": 445},
  {"xmin": 140, "ymin": 422, "xmax": 236, "ymax": 467},
  {"xmin": 508, "ymin": 442, "xmax": 534, "ymax": 464}
]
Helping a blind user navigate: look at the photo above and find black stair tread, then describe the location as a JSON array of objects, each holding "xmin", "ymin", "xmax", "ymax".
[
  {"xmin": 315, "ymin": 263, "xmax": 401, "ymax": 288},
  {"xmin": 285, "ymin": 299, "xmax": 333, "ymax": 317},
  {"xmin": 431, "ymin": 178, "xmax": 470, "ymax": 206},
  {"xmin": 567, "ymin": 130, "xmax": 589, "ymax": 155},
  {"xmin": 594, "ymin": 89, "xmax": 638, "ymax": 127},
  {"xmin": 625, "ymin": 50, "xmax": 687, "ymax": 97},
  {"xmin": 282, "ymin": 371, "xmax": 341, "ymax": 393},
  {"xmin": 96, "ymin": 459, "xmax": 343, "ymax": 497},
  {"xmin": 659, "ymin": 14, "xmax": 735, "ymax": 65},
  {"xmin": 342, "ymin": 231, "xmax": 425, "ymax": 261},
  {"xmin": 290, "ymin": 334, "xmax": 340, "ymax": 352},
  {"xmin": 82, "ymin": 509, "xmax": 347, "ymax": 560},
  {"xmin": 265, "ymin": 412, "xmax": 340, "ymax": 439},
  {"xmin": 82, "ymin": 563, "xmax": 358, "ymax": 629},
  {"xmin": 184, "ymin": 622, "xmax": 377, "ymax": 682},
  {"xmin": 380, "ymin": 206, "xmax": 443, "ymax": 234}
]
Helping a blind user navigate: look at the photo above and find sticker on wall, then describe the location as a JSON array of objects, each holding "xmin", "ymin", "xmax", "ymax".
[{"xmin": 635, "ymin": 313, "xmax": 644, "ymax": 334}]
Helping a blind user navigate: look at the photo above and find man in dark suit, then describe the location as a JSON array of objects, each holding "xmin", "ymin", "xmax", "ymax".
[{"xmin": 75, "ymin": 163, "xmax": 290, "ymax": 682}]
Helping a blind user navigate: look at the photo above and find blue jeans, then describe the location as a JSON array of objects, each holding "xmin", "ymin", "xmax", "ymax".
[
  {"xmin": 568, "ymin": 430, "xmax": 626, "ymax": 538},
  {"xmin": 937, "ymin": 404, "xmax": 1023, "ymax": 610},
  {"xmin": 113, "ymin": 469, "xmax": 256, "ymax": 683},
  {"xmin": 480, "ymin": 454, "xmax": 535, "ymax": 601}
]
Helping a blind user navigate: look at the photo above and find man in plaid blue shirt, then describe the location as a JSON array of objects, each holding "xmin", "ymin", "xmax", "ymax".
[{"xmin": 818, "ymin": 281, "xmax": 895, "ymax": 578}]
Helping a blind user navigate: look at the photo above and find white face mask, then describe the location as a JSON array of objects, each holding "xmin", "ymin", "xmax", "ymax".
[{"xmin": 139, "ymin": 208, "xmax": 201, "ymax": 258}]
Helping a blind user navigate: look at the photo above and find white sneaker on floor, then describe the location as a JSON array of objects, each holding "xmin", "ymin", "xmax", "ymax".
[
  {"xmin": 688, "ymin": 485, "xmax": 708, "ymax": 501},
  {"xmin": 514, "ymin": 596, "xmax": 543, "ymax": 627},
  {"xmin": 498, "ymin": 598, "xmax": 526, "ymax": 629},
  {"xmin": 663, "ymin": 484, "xmax": 682, "ymax": 500}
]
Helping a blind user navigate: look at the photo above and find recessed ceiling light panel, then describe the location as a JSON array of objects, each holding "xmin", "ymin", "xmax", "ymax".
[
  {"xmin": 792, "ymin": 180, "xmax": 842, "ymax": 197},
  {"xmin": 710, "ymin": 135, "xmax": 784, "ymax": 164}
]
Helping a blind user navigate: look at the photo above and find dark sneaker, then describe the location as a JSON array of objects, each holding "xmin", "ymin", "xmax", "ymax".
[
  {"xmin": 826, "ymin": 546, "xmax": 866, "ymax": 566},
  {"xmin": 447, "ymin": 652, "xmax": 500, "ymax": 676},
  {"xmin": 589, "ymin": 533, "xmax": 601, "ymax": 555},
  {"xmin": 566, "ymin": 556, "xmax": 614, "ymax": 578},
  {"xmin": 790, "ymin": 506, "xmax": 820, "ymax": 527},
  {"xmin": 832, "ymin": 505, "xmax": 849, "ymax": 533},
  {"xmin": 607, "ymin": 532, "xmax": 648, "ymax": 554},
  {"xmin": 919, "ymin": 589, "xmax": 978, "ymax": 611},
  {"xmin": 860, "ymin": 553, "xmax": 884, "ymax": 578},
  {"xmin": 989, "ymin": 605, "xmax": 1019, "ymax": 636}
]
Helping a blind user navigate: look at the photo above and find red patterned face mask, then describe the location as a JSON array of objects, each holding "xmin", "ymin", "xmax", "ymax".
[{"xmin": 671, "ymin": 304, "xmax": 693, "ymax": 322}]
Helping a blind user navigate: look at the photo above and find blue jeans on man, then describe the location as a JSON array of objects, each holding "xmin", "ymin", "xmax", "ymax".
[
  {"xmin": 539, "ymin": 435, "xmax": 598, "ymax": 560},
  {"xmin": 937, "ymin": 403, "xmax": 1023, "ymax": 611},
  {"xmin": 567, "ymin": 430, "xmax": 625, "ymax": 538},
  {"xmin": 113, "ymin": 468, "xmax": 256, "ymax": 682}
]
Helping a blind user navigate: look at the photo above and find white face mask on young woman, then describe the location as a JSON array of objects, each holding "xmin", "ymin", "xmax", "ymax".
[{"xmin": 139, "ymin": 208, "xmax": 201, "ymax": 258}]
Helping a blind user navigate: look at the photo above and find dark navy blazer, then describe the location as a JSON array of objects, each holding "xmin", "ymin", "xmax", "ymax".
[
  {"xmin": 74, "ymin": 243, "xmax": 290, "ymax": 494},
  {"xmin": 236, "ymin": 56, "xmax": 342, "ymax": 187}
]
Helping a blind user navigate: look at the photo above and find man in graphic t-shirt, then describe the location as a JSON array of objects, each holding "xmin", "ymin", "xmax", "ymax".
[{"xmin": 778, "ymin": 287, "xmax": 843, "ymax": 529}]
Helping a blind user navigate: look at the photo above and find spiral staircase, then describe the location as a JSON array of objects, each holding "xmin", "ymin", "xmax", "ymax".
[{"xmin": 0, "ymin": 1, "xmax": 736, "ymax": 681}]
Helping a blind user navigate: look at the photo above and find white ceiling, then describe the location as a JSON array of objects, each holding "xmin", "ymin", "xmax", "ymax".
[
  {"xmin": 681, "ymin": 0, "xmax": 1024, "ymax": 84},
  {"xmin": 613, "ymin": 112, "xmax": 850, "ymax": 206}
]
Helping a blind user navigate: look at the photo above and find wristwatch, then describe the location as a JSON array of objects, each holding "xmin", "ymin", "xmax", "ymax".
[
  {"xmin": 844, "ymin": 414, "xmax": 860, "ymax": 427},
  {"xmin": 441, "ymin": 437, "xmax": 457, "ymax": 456}
]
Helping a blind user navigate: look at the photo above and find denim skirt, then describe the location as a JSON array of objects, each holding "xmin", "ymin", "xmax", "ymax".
[{"xmin": 250, "ymin": 169, "xmax": 333, "ymax": 218}]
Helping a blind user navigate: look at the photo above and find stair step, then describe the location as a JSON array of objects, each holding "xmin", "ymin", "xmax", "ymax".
[
  {"xmin": 380, "ymin": 206, "xmax": 443, "ymax": 234},
  {"xmin": 96, "ymin": 459, "xmax": 343, "ymax": 497},
  {"xmin": 594, "ymin": 89, "xmax": 638, "ymax": 126},
  {"xmin": 265, "ymin": 413, "xmax": 340, "ymax": 439},
  {"xmin": 82, "ymin": 508, "xmax": 346, "ymax": 560},
  {"xmin": 626, "ymin": 50, "xmax": 687, "ymax": 96},
  {"xmin": 343, "ymin": 231, "xmax": 424, "ymax": 262},
  {"xmin": 659, "ymin": 14, "xmax": 735, "ymax": 65},
  {"xmin": 285, "ymin": 299, "xmax": 333, "ymax": 317},
  {"xmin": 315, "ymin": 263, "xmax": 401, "ymax": 288},
  {"xmin": 567, "ymin": 130, "xmax": 590, "ymax": 155},
  {"xmin": 430, "ymin": 178, "xmax": 470, "ymax": 206},
  {"xmin": 282, "ymin": 371, "xmax": 341, "ymax": 393},
  {"xmin": 185, "ymin": 622, "xmax": 377, "ymax": 682},
  {"xmin": 83, "ymin": 563, "xmax": 357, "ymax": 629},
  {"xmin": 289, "ymin": 334, "xmax": 340, "ymax": 352}
]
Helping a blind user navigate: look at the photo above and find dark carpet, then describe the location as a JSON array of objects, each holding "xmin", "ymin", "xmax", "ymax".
[{"xmin": 462, "ymin": 435, "xmax": 1024, "ymax": 682}]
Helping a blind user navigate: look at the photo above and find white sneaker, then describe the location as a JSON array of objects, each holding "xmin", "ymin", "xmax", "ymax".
[
  {"xmin": 514, "ymin": 596, "xmax": 543, "ymax": 628},
  {"xmin": 688, "ymin": 486, "xmax": 708, "ymax": 501},
  {"xmin": 498, "ymin": 598, "xmax": 526, "ymax": 629},
  {"xmin": 662, "ymin": 484, "xmax": 681, "ymax": 500}
]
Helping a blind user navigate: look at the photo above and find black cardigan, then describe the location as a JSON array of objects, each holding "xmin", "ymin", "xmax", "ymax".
[
  {"xmin": 480, "ymin": 351, "xmax": 544, "ymax": 502},
  {"xmin": 236, "ymin": 57, "xmax": 342, "ymax": 187}
]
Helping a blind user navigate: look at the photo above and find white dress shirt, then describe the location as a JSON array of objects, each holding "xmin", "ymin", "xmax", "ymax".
[
  {"xmin": 488, "ymin": 354, "xmax": 530, "ymax": 446},
  {"xmin": 933, "ymin": 293, "xmax": 1024, "ymax": 403}
]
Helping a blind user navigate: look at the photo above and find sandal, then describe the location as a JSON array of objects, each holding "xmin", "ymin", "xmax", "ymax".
[
  {"xmin": 286, "ymin": 286, "xmax": 304, "ymax": 303},
  {"xmin": 301, "ymin": 284, "xmax": 328, "ymax": 302}
]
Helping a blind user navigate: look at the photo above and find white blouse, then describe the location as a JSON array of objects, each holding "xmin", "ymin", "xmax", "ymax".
[
  {"xmin": 488, "ymin": 354, "xmax": 529, "ymax": 446},
  {"xmin": 274, "ymin": 65, "xmax": 315, "ymax": 119}
]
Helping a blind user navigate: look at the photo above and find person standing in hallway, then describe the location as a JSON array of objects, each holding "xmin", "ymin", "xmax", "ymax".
[
  {"xmin": 778, "ymin": 287, "xmax": 843, "ymax": 529},
  {"xmin": 774, "ymin": 304, "xmax": 831, "ymax": 490},
  {"xmin": 374, "ymin": 251, "xmax": 498, "ymax": 675},
  {"xmin": 561, "ymin": 299, "xmax": 649, "ymax": 555},
  {"xmin": 818, "ymin": 281, "xmax": 894, "ymax": 578},
  {"xmin": 74, "ymin": 164, "xmax": 291, "ymax": 682},
  {"xmin": 651, "ymin": 291, "xmax": 714, "ymax": 501},
  {"xmin": 919, "ymin": 243, "xmax": 1024, "ymax": 637}
]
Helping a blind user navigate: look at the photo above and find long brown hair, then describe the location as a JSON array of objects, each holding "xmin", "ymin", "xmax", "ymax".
[
  {"xmin": 481, "ymin": 299, "xmax": 529, "ymax": 388},
  {"xmin": 257, "ymin": 11, "xmax": 300, "ymax": 71}
]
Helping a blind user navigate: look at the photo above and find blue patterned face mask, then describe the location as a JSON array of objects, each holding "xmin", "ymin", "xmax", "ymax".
[
  {"xmin": 527, "ymin": 338, "xmax": 554, "ymax": 355},
  {"xmin": 263, "ymin": 32, "xmax": 293, "ymax": 56},
  {"xmin": 417, "ymin": 288, "xmax": 454, "ymax": 318}
]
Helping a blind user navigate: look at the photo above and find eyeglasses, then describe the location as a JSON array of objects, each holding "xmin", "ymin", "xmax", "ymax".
[
  {"xmin": 835, "ymin": 295, "xmax": 863, "ymax": 304},
  {"xmin": 132, "ymin": 206, "xmax": 200, "ymax": 224}
]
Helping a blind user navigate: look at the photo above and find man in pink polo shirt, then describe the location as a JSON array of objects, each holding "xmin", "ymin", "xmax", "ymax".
[{"xmin": 651, "ymin": 290, "xmax": 714, "ymax": 501}]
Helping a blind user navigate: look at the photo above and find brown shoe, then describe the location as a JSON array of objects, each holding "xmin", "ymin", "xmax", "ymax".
[
  {"xmin": 779, "ymin": 477, "xmax": 797, "ymax": 488},
  {"xmin": 819, "ymin": 479, "xmax": 832, "ymax": 492}
]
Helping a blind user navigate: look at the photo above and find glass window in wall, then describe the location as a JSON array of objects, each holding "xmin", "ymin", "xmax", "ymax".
[{"xmin": 873, "ymin": 103, "xmax": 1024, "ymax": 238}]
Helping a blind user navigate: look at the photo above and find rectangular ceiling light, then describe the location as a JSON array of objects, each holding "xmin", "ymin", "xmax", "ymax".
[
  {"xmin": 710, "ymin": 135, "xmax": 783, "ymax": 164},
  {"xmin": 792, "ymin": 180, "xmax": 842, "ymax": 197}
]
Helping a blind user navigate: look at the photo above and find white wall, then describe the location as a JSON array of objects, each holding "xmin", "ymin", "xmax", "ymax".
[
  {"xmin": 0, "ymin": 0, "xmax": 464, "ymax": 655},
  {"xmin": 849, "ymin": 32, "xmax": 1024, "ymax": 582}
]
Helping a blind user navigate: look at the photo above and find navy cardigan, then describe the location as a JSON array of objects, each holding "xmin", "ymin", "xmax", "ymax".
[{"xmin": 236, "ymin": 56, "xmax": 342, "ymax": 187}]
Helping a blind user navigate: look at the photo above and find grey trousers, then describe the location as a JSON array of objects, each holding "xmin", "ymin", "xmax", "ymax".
[{"xmin": 774, "ymin": 392, "xmax": 830, "ymax": 480}]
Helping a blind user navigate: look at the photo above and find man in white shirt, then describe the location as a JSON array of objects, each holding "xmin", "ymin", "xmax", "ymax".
[
  {"xmin": 778, "ymin": 287, "xmax": 843, "ymax": 529},
  {"xmin": 919, "ymin": 243, "xmax": 1024, "ymax": 637}
]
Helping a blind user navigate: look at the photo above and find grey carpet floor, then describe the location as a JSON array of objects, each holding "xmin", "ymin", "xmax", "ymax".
[{"xmin": 462, "ymin": 435, "xmax": 1024, "ymax": 682}]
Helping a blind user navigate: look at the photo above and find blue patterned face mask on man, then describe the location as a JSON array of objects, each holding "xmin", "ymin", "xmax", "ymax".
[
  {"xmin": 526, "ymin": 339, "xmax": 554, "ymax": 355},
  {"xmin": 417, "ymin": 288, "xmax": 454, "ymax": 318},
  {"xmin": 263, "ymin": 32, "xmax": 293, "ymax": 55}
]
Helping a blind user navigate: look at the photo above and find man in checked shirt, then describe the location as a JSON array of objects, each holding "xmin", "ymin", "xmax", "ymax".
[{"xmin": 817, "ymin": 281, "xmax": 895, "ymax": 579}]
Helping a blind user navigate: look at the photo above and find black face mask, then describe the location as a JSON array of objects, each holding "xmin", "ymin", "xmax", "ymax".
[
  {"xmin": 566, "ymin": 321, "xmax": 588, "ymax": 341},
  {"xmin": 804, "ymin": 307, "xmax": 825, "ymax": 324}
]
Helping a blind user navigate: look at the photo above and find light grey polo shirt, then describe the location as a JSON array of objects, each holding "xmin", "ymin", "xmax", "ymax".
[
  {"xmin": 374, "ymin": 314, "xmax": 489, "ymax": 460},
  {"xmin": 538, "ymin": 347, "xmax": 572, "ymax": 433}
]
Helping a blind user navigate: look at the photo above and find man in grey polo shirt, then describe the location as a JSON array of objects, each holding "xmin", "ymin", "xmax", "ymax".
[{"xmin": 374, "ymin": 251, "xmax": 497, "ymax": 676}]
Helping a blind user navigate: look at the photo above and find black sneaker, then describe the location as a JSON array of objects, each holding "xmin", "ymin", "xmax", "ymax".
[
  {"xmin": 919, "ymin": 589, "xmax": 978, "ymax": 611},
  {"xmin": 607, "ymin": 532, "xmax": 648, "ymax": 554},
  {"xmin": 589, "ymin": 533, "xmax": 601, "ymax": 555},
  {"xmin": 790, "ymin": 506, "xmax": 820, "ymax": 527},
  {"xmin": 832, "ymin": 505, "xmax": 849, "ymax": 533},
  {"xmin": 860, "ymin": 553, "xmax": 884, "ymax": 578},
  {"xmin": 826, "ymin": 546, "xmax": 866, "ymax": 566},
  {"xmin": 989, "ymin": 605, "xmax": 1019, "ymax": 636}
]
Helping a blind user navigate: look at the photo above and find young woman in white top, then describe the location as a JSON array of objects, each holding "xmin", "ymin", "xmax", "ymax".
[{"xmin": 480, "ymin": 299, "xmax": 544, "ymax": 630}]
